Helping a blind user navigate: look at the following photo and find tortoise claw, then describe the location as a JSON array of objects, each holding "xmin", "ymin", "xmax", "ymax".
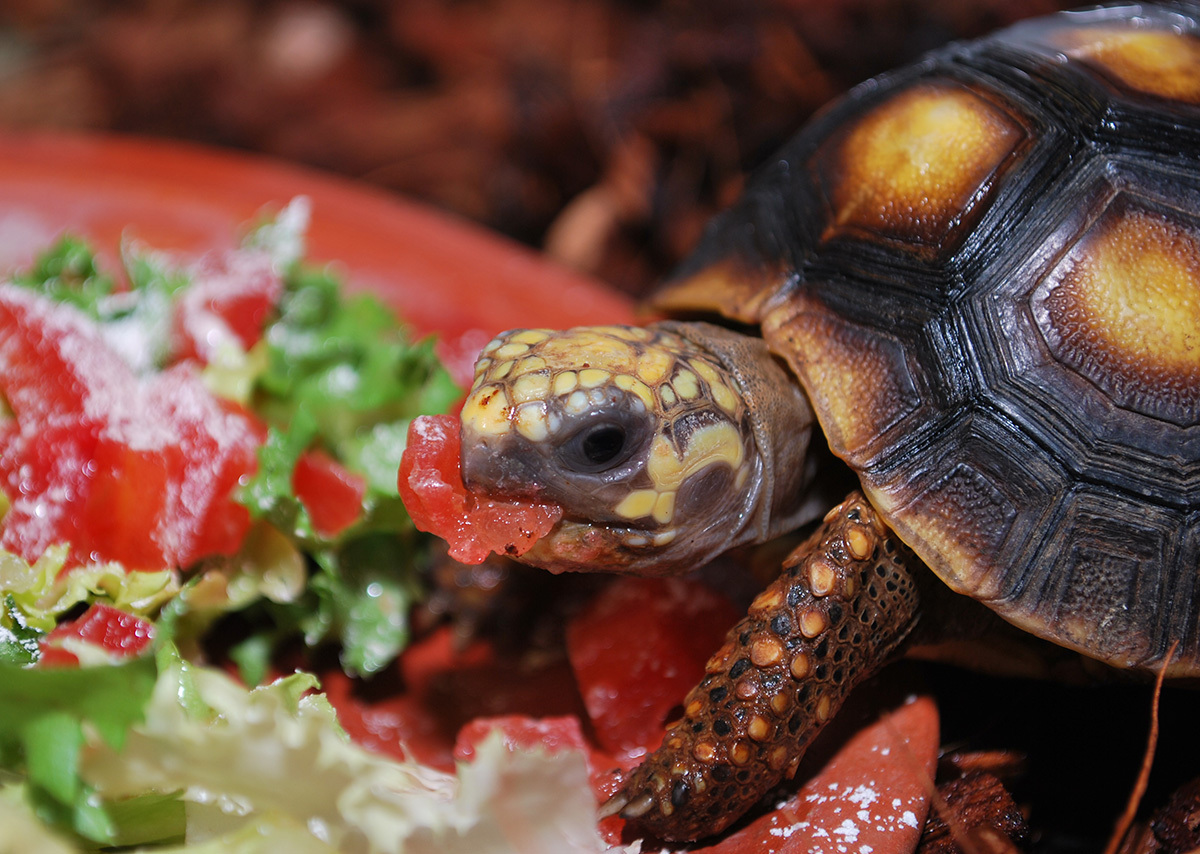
[
  {"xmin": 618, "ymin": 792, "xmax": 656, "ymax": 820},
  {"xmin": 596, "ymin": 792, "xmax": 630, "ymax": 820}
]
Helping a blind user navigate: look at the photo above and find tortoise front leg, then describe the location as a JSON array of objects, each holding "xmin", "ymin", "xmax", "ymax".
[{"xmin": 605, "ymin": 492, "xmax": 923, "ymax": 841}]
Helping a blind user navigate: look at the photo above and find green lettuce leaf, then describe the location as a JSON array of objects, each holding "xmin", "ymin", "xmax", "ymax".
[
  {"xmin": 234, "ymin": 226, "xmax": 459, "ymax": 674},
  {"xmin": 0, "ymin": 655, "xmax": 159, "ymax": 843},
  {"xmin": 9, "ymin": 236, "xmax": 114, "ymax": 315},
  {"xmin": 1, "ymin": 595, "xmax": 42, "ymax": 666}
]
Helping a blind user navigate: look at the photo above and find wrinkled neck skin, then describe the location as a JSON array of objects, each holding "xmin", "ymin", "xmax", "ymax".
[{"xmin": 460, "ymin": 321, "xmax": 817, "ymax": 577}]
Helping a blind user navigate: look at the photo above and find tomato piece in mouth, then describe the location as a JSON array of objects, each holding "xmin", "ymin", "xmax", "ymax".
[{"xmin": 398, "ymin": 413, "xmax": 562, "ymax": 564}]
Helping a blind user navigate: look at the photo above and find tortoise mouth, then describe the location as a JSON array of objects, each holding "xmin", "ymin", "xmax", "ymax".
[{"xmin": 516, "ymin": 515, "xmax": 684, "ymax": 577}]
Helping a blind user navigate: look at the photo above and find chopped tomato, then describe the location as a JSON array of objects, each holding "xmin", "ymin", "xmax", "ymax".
[
  {"xmin": 454, "ymin": 714, "xmax": 590, "ymax": 762},
  {"xmin": 565, "ymin": 576, "xmax": 741, "ymax": 758},
  {"xmin": 398, "ymin": 414, "xmax": 563, "ymax": 563},
  {"xmin": 690, "ymin": 697, "xmax": 939, "ymax": 854},
  {"xmin": 171, "ymin": 250, "xmax": 283, "ymax": 364},
  {"xmin": 0, "ymin": 284, "xmax": 263, "ymax": 571},
  {"xmin": 0, "ymin": 286, "xmax": 119, "ymax": 423},
  {"xmin": 78, "ymin": 430, "xmax": 178, "ymax": 570},
  {"xmin": 319, "ymin": 668, "xmax": 456, "ymax": 770},
  {"xmin": 293, "ymin": 448, "xmax": 367, "ymax": 537},
  {"xmin": 36, "ymin": 647, "xmax": 81, "ymax": 668},
  {"xmin": 38, "ymin": 603, "xmax": 155, "ymax": 667},
  {"xmin": 324, "ymin": 624, "xmax": 591, "ymax": 772},
  {"xmin": 44, "ymin": 603, "xmax": 155, "ymax": 658}
]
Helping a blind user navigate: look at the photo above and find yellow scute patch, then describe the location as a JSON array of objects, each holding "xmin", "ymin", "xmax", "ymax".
[
  {"xmin": 538, "ymin": 331, "xmax": 637, "ymax": 373},
  {"xmin": 512, "ymin": 372, "xmax": 552, "ymax": 404},
  {"xmin": 1057, "ymin": 27, "xmax": 1200, "ymax": 104},
  {"xmin": 1069, "ymin": 208, "xmax": 1200, "ymax": 370},
  {"xmin": 823, "ymin": 82, "xmax": 1022, "ymax": 247},
  {"xmin": 615, "ymin": 489, "xmax": 658, "ymax": 520},
  {"xmin": 647, "ymin": 423, "xmax": 745, "ymax": 493},
  {"xmin": 636, "ymin": 348, "xmax": 673, "ymax": 385},
  {"xmin": 461, "ymin": 385, "xmax": 511, "ymax": 436},
  {"xmin": 615, "ymin": 374, "xmax": 656, "ymax": 411},
  {"xmin": 1034, "ymin": 197, "xmax": 1200, "ymax": 419},
  {"xmin": 515, "ymin": 402, "xmax": 550, "ymax": 442},
  {"xmin": 673, "ymin": 369, "xmax": 700, "ymax": 400},
  {"xmin": 510, "ymin": 329, "xmax": 553, "ymax": 345}
]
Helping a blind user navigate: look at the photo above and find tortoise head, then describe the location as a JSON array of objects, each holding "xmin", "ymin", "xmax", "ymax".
[{"xmin": 459, "ymin": 322, "xmax": 817, "ymax": 575}]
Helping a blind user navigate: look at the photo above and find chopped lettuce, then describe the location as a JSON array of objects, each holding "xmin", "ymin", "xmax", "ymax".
[
  {"xmin": 0, "ymin": 595, "xmax": 41, "ymax": 666},
  {"xmin": 9, "ymin": 235, "xmax": 116, "ymax": 316},
  {"xmin": 0, "ymin": 654, "xmax": 159, "ymax": 844},
  {"xmin": 0, "ymin": 546, "xmax": 178, "ymax": 635},
  {"xmin": 1, "ymin": 200, "xmax": 461, "ymax": 676},
  {"xmin": 249, "ymin": 263, "xmax": 460, "ymax": 491},
  {"xmin": 0, "ymin": 204, "xmax": 626, "ymax": 854},
  {"xmin": 303, "ymin": 534, "xmax": 424, "ymax": 677},
  {"xmin": 233, "ymin": 218, "xmax": 459, "ymax": 676},
  {"xmin": 1, "ymin": 646, "xmax": 630, "ymax": 853}
]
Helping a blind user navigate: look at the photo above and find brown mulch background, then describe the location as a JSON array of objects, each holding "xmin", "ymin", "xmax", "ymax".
[
  {"xmin": 4, "ymin": 3, "xmax": 1198, "ymax": 854},
  {"xmin": 0, "ymin": 0, "xmax": 1075, "ymax": 296}
]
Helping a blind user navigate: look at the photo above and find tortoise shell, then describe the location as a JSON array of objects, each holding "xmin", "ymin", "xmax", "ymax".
[{"xmin": 656, "ymin": 3, "xmax": 1200, "ymax": 675}]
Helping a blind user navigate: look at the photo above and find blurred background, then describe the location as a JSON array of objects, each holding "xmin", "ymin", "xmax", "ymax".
[{"xmin": 0, "ymin": 0, "xmax": 1075, "ymax": 297}]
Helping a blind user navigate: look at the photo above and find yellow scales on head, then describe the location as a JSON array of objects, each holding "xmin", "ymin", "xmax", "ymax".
[{"xmin": 459, "ymin": 323, "xmax": 812, "ymax": 570}]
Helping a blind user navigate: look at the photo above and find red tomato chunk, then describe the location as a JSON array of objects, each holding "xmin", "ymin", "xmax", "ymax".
[
  {"xmin": 294, "ymin": 448, "xmax": 366, "ymax": 537},
  {"xmin": 566, "ymin": 576, "xmax": 741, "ymax": 758},
  {"xmin": 398, "ymin": 414, "xmax": 562, "ymax": 564},
  {"xmin": 172, "ymin": 251, "xmax": 283, "ymax": 365},
  {"xmin": 42, "ymin": 603, "xmax": 155, "ymax": 664},
  {"xmin": 454, "ymin": 714, "xmax": 590, "ymax": 763},
  {"xmin": 0, "ymin": 284, "xmax": 263, "ymax": 571}
]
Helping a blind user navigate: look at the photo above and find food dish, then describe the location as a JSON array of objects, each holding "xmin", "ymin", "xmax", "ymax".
[{"xmin": 0, "ymin": 133, "xmax": 937, "ymax": 854}]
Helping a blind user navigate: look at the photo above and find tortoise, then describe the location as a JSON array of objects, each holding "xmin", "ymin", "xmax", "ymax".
[{"xmin": 455, "ymin": 1, "xmax": 1200, "ymax": 842}]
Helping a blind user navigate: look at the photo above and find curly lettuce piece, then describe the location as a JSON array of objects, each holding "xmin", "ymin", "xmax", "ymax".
[
  {"xmin": 242, "ymin": 194, "xmax": 311, "ymax": 271},
  {"xmin": 9, "ymin": 235, "xmax": 116, "ymax": 319},
  {"xmin": 0, "ymin": 546, "xmax": 178, "ymax": 634},
  {"xmin": 78, "ymin": 650, "xmax": 627, "ymax": 854},
  {"xmin": 157, "ymin": 815, "xmax": 339, "ymax": 854},
  {"xmin": 237, "ymin": 258, "xmax": 459, "ymax": 676}
]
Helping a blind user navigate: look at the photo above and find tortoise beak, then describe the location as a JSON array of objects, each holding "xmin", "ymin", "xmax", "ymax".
[{"xmin": 459, "ymin": 424, "xmax": 549, "ymax": 503}]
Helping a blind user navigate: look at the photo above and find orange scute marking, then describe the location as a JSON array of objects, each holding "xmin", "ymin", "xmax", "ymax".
[
  {"xmin": 822, "ymin": 82, "xmax": 1023, "ymax": 249},
  {"xmin": 399, "ymin": 414, "xmax": 563, "ymax": 564},
  {"xmin": 1056, "ymin": 27, "xmax": 1200, "ymax": 104},
  {"xmin": 1034, "ymin": 195, "xmax": 1200, "ymax": 423}
]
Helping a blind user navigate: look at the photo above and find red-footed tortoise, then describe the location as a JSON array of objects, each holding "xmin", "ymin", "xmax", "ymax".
[{"xmin": 456, "ymin": 2, "xmax": 1200, "ymax": 842}]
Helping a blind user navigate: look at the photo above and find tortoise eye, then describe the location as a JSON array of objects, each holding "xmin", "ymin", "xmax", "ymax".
[
  {"xmin": 582, "ymin": 424, "xmax": 626, "ymax": 467},
  {"xmin": 561, "ymin": 420, "xmax": 639, "ymax": 473}
]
